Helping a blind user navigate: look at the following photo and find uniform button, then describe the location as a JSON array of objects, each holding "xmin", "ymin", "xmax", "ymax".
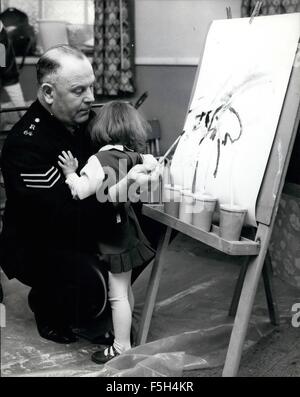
[{"xmin": 35, "ymin": 118, "xmax": 40, "ymax": 123}]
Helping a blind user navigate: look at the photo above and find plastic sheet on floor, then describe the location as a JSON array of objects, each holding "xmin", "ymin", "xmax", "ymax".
[
  {"xmin": 94, "ymin": 317, "xmax": 275, "ymax": 377},
  {"xmin": 99, "ymin": 352, "xmax": 185, "ymax": 377}
]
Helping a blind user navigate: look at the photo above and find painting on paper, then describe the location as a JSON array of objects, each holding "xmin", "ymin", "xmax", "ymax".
[{"xmin": 170, "ymin": 13, "xmax": 300, "ymax": 226}]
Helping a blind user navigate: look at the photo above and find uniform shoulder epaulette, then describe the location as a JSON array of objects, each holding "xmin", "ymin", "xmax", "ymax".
[{"xmin": 22, "ymin": 116, "xmax": 42, "ymax": 137}]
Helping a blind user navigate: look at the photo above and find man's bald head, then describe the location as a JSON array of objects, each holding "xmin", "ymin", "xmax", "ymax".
[
  {"xmin": 36, "ymin": 45, "xmax": 88, "ymax": 86},
  {"xmin": 36, "ymin": 45, "xmax": 95, "ymax": 129}
]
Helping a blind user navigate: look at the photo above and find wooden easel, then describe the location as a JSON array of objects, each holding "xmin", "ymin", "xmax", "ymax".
[{"xmin": 136, "ymin": 20, "xmax": 300, "ymax": 376}]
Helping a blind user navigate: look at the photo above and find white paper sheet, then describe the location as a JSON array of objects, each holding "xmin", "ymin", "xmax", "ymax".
[{"xmin": 170, "ymin": 13, "xmax": 300, "ymax": 226}]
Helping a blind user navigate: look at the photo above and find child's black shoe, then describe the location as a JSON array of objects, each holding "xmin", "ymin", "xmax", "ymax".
[{"xmin": 91, "ymin": 345, "xmax": 120, "ymax": 364}]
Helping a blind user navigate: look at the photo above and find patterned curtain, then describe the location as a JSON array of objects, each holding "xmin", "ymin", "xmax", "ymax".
[
  {"xmin": 93, "ymin": 0, "xmax": 135, "ymax": 96},
  {"xmin": 241, "ymin": 0, "xmax": 300, "ymax": 16}
]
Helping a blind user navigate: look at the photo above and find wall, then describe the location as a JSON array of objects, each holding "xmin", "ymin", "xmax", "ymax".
[
  {"xmin": 134, "ymin": 65, "xmax": 197, "ymax": 151},
  {"xmin": 135, "ymin": 0, "xmax": 242, "ymax": 65},
  {"xmin": 269, "ymin": 186, "xmax": 300, "ymax": 289}
]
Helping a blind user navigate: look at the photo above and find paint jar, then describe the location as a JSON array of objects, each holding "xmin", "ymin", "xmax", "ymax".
[
  {"xmin": 163, "ymin": 184, "xmax": 181, "ymax": 218},
  {"xmin": 179, "ymin": 189, "xmax": 194, "ymax": 223},
  {"xmin": 219, "ymin": 204, "xmax": 247, "ymax": 241},
  {"xmin": 192, "ymin": 193, "xmax": 217, "ymax": 232}
]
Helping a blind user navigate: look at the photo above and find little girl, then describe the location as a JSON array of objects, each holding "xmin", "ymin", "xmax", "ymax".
[{"xmin": 58, "ymin": 101, "xmax": 158, "ymax": 363}]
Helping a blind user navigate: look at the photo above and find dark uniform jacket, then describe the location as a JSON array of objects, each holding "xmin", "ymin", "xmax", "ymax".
[{"xmin": 0, "ymin": 100, "xmax": 101, "ymax": 281}]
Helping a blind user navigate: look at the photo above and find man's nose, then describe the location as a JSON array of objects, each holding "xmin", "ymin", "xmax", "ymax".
[{"xmin": 84, "ymin": 87, "xmax": 95, "ymax": 103}]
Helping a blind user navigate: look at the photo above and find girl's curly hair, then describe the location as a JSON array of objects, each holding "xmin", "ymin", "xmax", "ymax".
[{"xmin": 89, "ymin": 101, "xmax": 151, "ymax": 152}]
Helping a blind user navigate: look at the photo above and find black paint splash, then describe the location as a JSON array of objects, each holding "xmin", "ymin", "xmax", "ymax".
[{"xmin": 192, "ymin": 105, "xmax": 243, "ymax": 179}]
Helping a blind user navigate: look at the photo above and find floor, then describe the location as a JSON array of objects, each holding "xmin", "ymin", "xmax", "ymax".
[
  {"xmin": 1, "ymin": 232, "xmax": 300, "ymax": 377},
  {"xmin": 184, "ymin": 324, "xmax": 300, "ymax": 377}
]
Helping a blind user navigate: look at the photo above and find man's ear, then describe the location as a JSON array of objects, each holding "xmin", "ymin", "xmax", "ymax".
[{"xmin": 41, "ymin": 83, "xmax": 54, "ymax": 105}]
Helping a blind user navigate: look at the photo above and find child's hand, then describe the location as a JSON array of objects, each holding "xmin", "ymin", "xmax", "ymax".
[
  {"xmin": 142, "ymin": 154, "xmax": 158, "ymax": 172},
  {"xmin": 58, "ymin": 151, "xmax": 78, "ymax": 177}
]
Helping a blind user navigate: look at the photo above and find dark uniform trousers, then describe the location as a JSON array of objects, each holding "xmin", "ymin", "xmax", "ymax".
[{"xmin": 0, "ymin": 100, "xmax": 110, "ymax": 329}]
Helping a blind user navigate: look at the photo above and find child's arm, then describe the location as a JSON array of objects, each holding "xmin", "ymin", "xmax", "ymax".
[{"xmin": 58, "ymin": 151, "xmax": 104, "ymax": 200}]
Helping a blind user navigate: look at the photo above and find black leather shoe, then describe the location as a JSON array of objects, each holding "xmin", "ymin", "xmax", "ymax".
[
  {"xmin": 37, "ymin": 323, "xmax": 78, "ymax": 344},
  {"xmin": 35, "ymin": 315, "xmax": 78, "ymax": 344}
]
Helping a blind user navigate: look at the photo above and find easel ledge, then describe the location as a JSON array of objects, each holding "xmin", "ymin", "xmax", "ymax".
[{"xmin": 143, "ymin": 204, "xmax": 260, "ymax": 256}]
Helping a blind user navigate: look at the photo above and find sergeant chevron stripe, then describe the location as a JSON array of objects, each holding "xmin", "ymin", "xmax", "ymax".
[
  {"xmin": 21, "ymin": 166, "xmax": 56, "ymax": 178},
  {"xmin": 21, "ymin": 167, "xmax": 61, "ymax": 188}
]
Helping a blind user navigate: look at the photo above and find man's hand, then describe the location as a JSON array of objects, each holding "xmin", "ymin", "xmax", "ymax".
[
  {"xmin": 58, "ymin": 151, "xmax": 78, "ymax": 177},
  {"xmin": 128, "ymin": 164, "xmax": 150, "ymax": 187},
  {"xmin": 108, "ymin": 162, "xmax": 162, "ymax": 204},
  {"xmin": 142, "ymin": 154, "xmax": 158, "ymax": 172},
  {"xmin": 128, "ymin": 162, "xmax": 161, "ymax": 191}
]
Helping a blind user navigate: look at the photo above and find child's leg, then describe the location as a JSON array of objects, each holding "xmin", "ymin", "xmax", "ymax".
[
  {"xmin": 108, "ymin": 270, "xmax": 132, "ymax": 353},
  {"xmin": 128, "ymin": 285, "xmax": 135, "ymax": 313}
]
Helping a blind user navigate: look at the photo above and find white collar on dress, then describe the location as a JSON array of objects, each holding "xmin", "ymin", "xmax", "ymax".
[{"xmin": 99, "ymin": 144, "xmax": 124, "ymax": 152}]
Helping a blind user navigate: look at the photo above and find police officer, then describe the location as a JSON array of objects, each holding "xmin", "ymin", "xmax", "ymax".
[{"xmin": 0, "ymin": 45, "xmax": 153, "ymax": 344}]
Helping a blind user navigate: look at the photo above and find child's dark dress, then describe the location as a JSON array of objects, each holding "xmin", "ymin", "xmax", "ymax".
[{"xmin": 94, "ymin": 148, "xmax": 155, "ymax": 274}]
